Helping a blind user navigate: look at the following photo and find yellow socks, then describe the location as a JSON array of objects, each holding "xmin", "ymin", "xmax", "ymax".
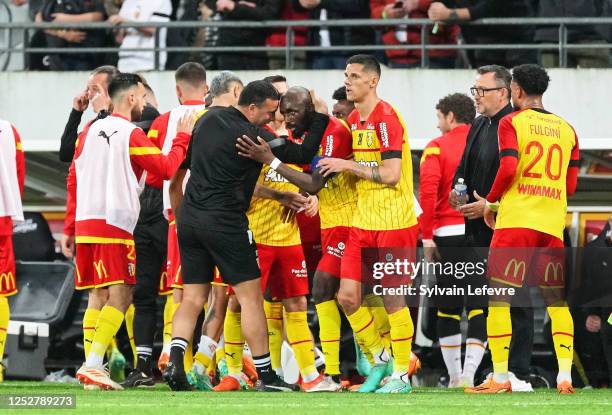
[
  {"xmin": 264, "ymin": 301, "xmax": 283, "ymax": 373},
  {"xmin": 125, "ymin": 304, "xmax": 136, "ymax": 367},
  {"xmin": 285, "ymin": 311, "xmax": 318, "ymax": 382},
  {"xmin": 87, "ymin": 305, "xmax": 124, "ymax": 367},
  {"xmin": 82, "ymin": 307, "xmax": 100, "ymax": 359},
  {"xmin": 315, "ymin": 300, "xmax": 341, "ymax": 376},
  {"xmin": 388, "ymin": 307, "xmax": 414, "ymax": 375},
  {"xmin": 487, "ymin": 304, "xmax": 512, "ymax": 382},
  {"xmin": 365, "ymin": 294, "xmax": 392, "ymax": 352},
  {"xmin": 346, "ymin": 306, "xmax": 388, "ymax": 364},
  {"xmin": 0, "ymin": 297, "xmax": 9, "ymax": 366},
  {"xmin": 161, "ymin": 296, "xmax": 173, "ymax": 355},
  {"xmin": 548, "ymin": 303, "xmax": 574, "ymax": 383},
  {"xmin": 224, "ymin": 309, "xmax": 244, "ymax": 376}
]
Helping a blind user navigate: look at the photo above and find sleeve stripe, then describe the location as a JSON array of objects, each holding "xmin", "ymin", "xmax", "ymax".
[
  {"xmin": 499, "ymin": 148, "xmax": 519, "ymax": 158},
  {"xmin": 147, "ymin": 129, "xmax": 159, "ymax": 138},
  {"xmin": 420, "ymin": 147, "xmax": 440, "ymax": 164},
  {"xmin": 569, "ymin": 159, "xmax": 580, "ymax": 167},
  {"xmin": 381, "ymin": 150, "xmax": 402, "ymax": 160},
  {"xmin": 15, "ymin": 142, "xmax": 23, "ymax": 151},
  {"xmin": 129, "ymin": 147, "xmax": 162, "ymax": 155}
]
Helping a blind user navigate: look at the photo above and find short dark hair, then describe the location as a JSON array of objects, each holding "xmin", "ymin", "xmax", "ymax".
[
  {"xmin": 238, "ymin": 80, "xmax": 280, "ymax": 107},
  {"xmin": 477, "ymin": 65, "xmax": 511, "ymax": 90},
  {"xmin": 436, "ymin": 93, "xmax": 476, "ymax": 125},
  {"xmin": 210, "ymin": 71, "xmax": 242, "ymax": 97},
  {"xmin": 512, "ymin": 64, "xmax": 550, "ymax": 96},
  {"xmin": 108, "ymin": 73, "xmax": 144, "ymax": 100},
  {"xmin": 332, "ymin": 86, "xmax": 348, "ymax": 102},
  {"xmin": 91, "ymin": 65, "xmax": 119, "ymax": 82},
  {"xmin": 346, "ymin": 54, "xmax": 381, "ymax": 77},
  {"xmin": 263, "ymin": 75, "xmax": 287, "ymax": 84},
  {"xmin": 175, "ymin": 62, "xmax": 207, "ymax": 87}
]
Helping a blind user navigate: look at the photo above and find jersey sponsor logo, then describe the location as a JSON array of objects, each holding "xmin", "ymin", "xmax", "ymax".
[
  {"xmin": 357, "ymin": 160, "xmax": 379, "ymax": 168},
  {"xmin": 128, "ymin": 263, "xmax": 136, "ymax": 278},
  {"xmin": 291, "ymin": 261, "xmax": 308, "ymax": 278},
  {"xmin": 98, "ymin": 130, "xmax": 118, "ymax": 145},
  {"xmin": 0, "ymin": 272, "xmax": 15, "ymax": 291},
  {"xmin": 325, "ymin": 241, "xmax": 346, "ymax": 259},
  {"xmin": 517, "ymin": 183, "xmax": 562, "ymax": 200},
  {"xmin": 379, "ymin": 122, "xmax": 389, "ymax": 148},
  {"xmin": 544, "ymin": 261, "xmax": 564, "ymax": 284},
  {"xmin": 264, "ymin": 168, "xmax": 290, "ymax": 183},
  {"xmin": 503, "ymin": 259, "xmax": 526, "ymax": 283}
]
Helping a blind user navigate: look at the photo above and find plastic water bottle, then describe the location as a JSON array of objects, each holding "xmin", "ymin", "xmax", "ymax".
[{"xmin": 454, "ymin": 178, "xmax": 468, "ymax": 208}]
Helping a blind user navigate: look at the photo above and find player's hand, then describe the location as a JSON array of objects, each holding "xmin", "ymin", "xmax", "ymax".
[
  {"xmin": 317, "ymin": 157, "xmax": 349, "ymax": 177},
  {"xmin": 449, "ymin": 189, "xmax": 460, "ymax": 209},
  {"xmin": 236, "ymin": 135, "xmax": 275, "ymax": 164},
  {"xmin": 586, "ymin": 315, "xmax": 602, "ymax": 333},
  {"xmin": 278, "ymin": 191, "xmax": 308, "ymax": 211},
  {"xmin": 304, "ymin": 195, "xmax": 318, "ymax": 217},
  {"xmin": 238, "ymin": 0, "xmax": 257, "ymax": 7},
  {"xmin": 309, "ymin": 89, "xmax": 329, "ymax": 115},
  {"xmin": 90, "ymin": 84, "xmax": 111, "ymax": 113},
  {"xmin": 177, "ymin": 111, "xmax": 196, "ymax": 134},
  {"xmin": 61, "ymin": 234, "xmax": 75, "ymax": 259},
  {"xmin": 73, "ymin": 89, "xmax": 89, "ymax": 112},
  {"xmin": 428, "ymin": 2, "xmax": 451, "ymax": 21},
  {"xmin": 51, "ymin": 13, "xmax": 75, "ymax": 22},
  {"xmin": 423, "ymin": 239, "xmax": 441, "ymax": 262},
  {"xmin": 460, "ymin": 190, "xmax": 486, "ymax": 220},
  {"xmin": 63, "ymin": 30, "xmax": 87, "ymax": 43}
]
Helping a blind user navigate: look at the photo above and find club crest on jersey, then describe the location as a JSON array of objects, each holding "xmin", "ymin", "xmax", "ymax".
[
  {"xmin": 264, "ymin": 167, "xmax": 289, "ymax": 183},
  {"xmin": 366, "ymin": 132, "xmax": 374, "ymax": 147}
]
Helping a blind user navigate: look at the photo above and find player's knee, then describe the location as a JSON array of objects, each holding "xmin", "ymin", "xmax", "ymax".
[
  {"xmin": 312, "ymin": 272, "xmax": 338, "ymax": 304},
  {"xmin": 337, "ymin": 290, "xmax": 360, "ymax": 315},
  {"xmin": 283, "ymin": 296, "xmax": 307, "ymax": 312}
]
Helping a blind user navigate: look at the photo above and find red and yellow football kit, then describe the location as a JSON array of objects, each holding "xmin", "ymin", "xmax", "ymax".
[
  {"xmin": 341, "ymin": 100, "xmax": 419, "ymax": 284},
  {"xmin": 486, "ymin": 108, "xmax": 579, "ymax": 288},
  {"xmin": 0, "ymin": 124, "xmax": 25, "ymax": 297}
]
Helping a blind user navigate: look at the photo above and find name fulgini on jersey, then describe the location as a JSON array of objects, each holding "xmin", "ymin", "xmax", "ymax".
[
  {"xmin": 518, "ymin": 183, "xmax": 562, "ymax": 200},
  {"xmin": 529, "ymin": 124, "xmax": 560, "ymax": 139}
]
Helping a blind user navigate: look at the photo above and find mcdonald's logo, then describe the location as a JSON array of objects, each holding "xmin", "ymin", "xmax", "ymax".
[
  {"xmin": 504, "ymin": 259, "xmax": 526, "ymax": 282},
  {"xmin": 0, "ymin": 272, "xmax": 15, "ymax": 292},
  {"xmin": 544, "ymin": 262, "xmax": 564, "ymax": 283},
  {"xmin": 93, "ymin": 260, "xmax": 109, "ymax": 282},
  {"xmin": 127, "ymin": 245, "xmax": 136, "ymax": 261},
  {"xmin": 159, "ymin": 271, "xmax": 168, "ymax": 291}
]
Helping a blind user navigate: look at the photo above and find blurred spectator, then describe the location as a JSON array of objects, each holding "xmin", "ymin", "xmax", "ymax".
[
  {"xmin": 215, "ymin": 0, "xmax": 282, "ymax": 70},
  {"xmin": 109, "ymin": 0, "xmax": 172, "ymax": 72},
  {"xmin": 11, "ymin": 0, "xmax": 45, "ymax": 20},
  {"xmin": 535, "ymin": 0, "xmax": 609, "ymax": 68},
  {"xmin": 104, "ymin": 0, "xmax": 122, "ymax": 15},
  {"xmin": 428, "ymin": 0, "xmax": 537, "ymax": 68},
  {"xmin": 295, "ymin": 0, "xmax": 374, "ymax": 69},
  {"xmin": 35, "ymin": 0, "xmax": 107, "ymax": 71},
  {"xmin": 331, "ymin": 86, "xmax": 354, "ymax": 122},
  {"xmin": 267, "ymin": 1, "xmax": 308, "ymax": 69},
  {"xmin": 371, "ymin": 0, "xmax": 457, "ymax": 68}
]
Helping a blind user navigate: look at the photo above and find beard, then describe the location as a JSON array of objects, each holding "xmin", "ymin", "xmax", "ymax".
[{"xmin": 131, "ymin": 106, "xmax": 143, "ymax": 122}]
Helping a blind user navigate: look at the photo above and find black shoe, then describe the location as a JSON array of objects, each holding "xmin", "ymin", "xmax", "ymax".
[
  {"xmin": 121, "ymin": 369, "xmax": 155, "ymax": 388},
  {"xmin": 163, "ymin": 363, "xmax": 194, "ymax": 391},
  {"xmin": 255, "ymin": 377, "xmax": 300, "ymax": 392}
]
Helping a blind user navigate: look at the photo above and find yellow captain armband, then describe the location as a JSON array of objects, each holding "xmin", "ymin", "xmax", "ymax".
[{"xmin": 486, "ymin": 200, "xmax": 500, "ymax": 212}]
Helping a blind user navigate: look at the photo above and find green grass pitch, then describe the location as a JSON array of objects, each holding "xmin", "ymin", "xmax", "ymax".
[{"xmin": 1, "ymin": 382, "xmax": 611, "ymax": 415}]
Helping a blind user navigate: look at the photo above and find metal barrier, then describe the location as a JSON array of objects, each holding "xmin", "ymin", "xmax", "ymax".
[{"xmin": 0, "ymin": 17, "xmax": 611, "ymax": 69}]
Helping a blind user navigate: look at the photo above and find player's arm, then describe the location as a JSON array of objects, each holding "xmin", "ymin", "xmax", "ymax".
[
  {"xmin": 419, "ymin": 143, "xmax": 442, "ymax": 241},
  {"xmin": 129, "ymin": 113, "xmax": 194, "ymax": 180},
  {"xmin": 485, "ymin": 116, "xmax": 519, "ymax": 204},
  {"xmin": 318, "ymin": 116, "xmax": 404, "ymax": 186},
  {"xmin": 566, "ymin": 131, "xmax": 580, "ymax": 196},
  {"xmin": 59, "ymin": 107, "xmax": 84, "ymax": 162},
  {"xmin": 147, "ymin": 112, "xmax": 170, "ymax": 150},
  {"xmin": 264, "ymin": 113, "xmax": 330, "ymax": 164},
  {"xmin": 12, "ymin": 125, "xmax": 25, "ymax": 194},
  {"xmin": 61, "ymin": 161, "xmax": 77, "ymax": 259},
  {"xmin": 169, "ymin": 168, "xmax": 188, "ymax": 216}
]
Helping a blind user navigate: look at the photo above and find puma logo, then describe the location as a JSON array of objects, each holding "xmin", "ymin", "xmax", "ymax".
[
  {"xmin": 503, "ymin": 346, "xmax": 510, "ymax": 350},
  {"xmin": 225, "ymin": 352, "xmax": 236, "ymax": 359},
  {"xmin": 98, "ymin": 130, "xmax": 118, "ymax": 145},
  {"xmin": 560, "ymin": 344, "xmax": 572, "ymax": 352}
]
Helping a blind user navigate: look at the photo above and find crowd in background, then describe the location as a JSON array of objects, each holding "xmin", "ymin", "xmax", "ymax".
[{"xmin": 7, "ymin": 0, "xmax": 612, "ymax": 71}]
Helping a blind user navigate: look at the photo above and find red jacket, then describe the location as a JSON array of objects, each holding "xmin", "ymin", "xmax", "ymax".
[
  {"xmin": 370, "ymin": 0, "xmax": 458, "ymax": 64},
  {"xmin": 419, "ymin": 124, "xmax": 469, "ymax": 240}
]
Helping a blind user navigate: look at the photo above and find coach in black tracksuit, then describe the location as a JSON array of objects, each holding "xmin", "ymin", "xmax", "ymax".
[{"xmin": 453, "ymin": 65, "xmax": 534, "ymax": 382}]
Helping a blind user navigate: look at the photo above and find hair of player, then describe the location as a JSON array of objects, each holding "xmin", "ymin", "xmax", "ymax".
[
  {"xmin": 263, "ymin": 74, "xmax": 287, "ymax": 85},
  {"xmin": 90, "ymin": 65, "xmax": 119, "ymax": 82},
  {"xmin": 175, "ymin": 62, "xmax": 207, "ymax": 87},
  {"xmin": 512, "ymin": 64, "xmax": 550, "ymax": 96},
  {"xmin": 332, "ymin": 86, "xmax": 348, "ymax": 101},
  {"xmin": 436, "ymin": 93, "xmax": 476, "ymax": 125},
  {"xmin": 209, "ymin": 71, "xmax": 243, "ymax": 97},
  {"xmin": 477, "ymin": 65, "xmax": 511, "ymax": 90},
  {"xmin": 108, "ymin": 73, "xmax": 144, "ymax": 100},
  {"xmin": 346, "ymin": 54, "xmax": 381, "ymax": 77},
  {"xmin": 238, "ymin": 80, "xmax": 280, "ymax": 107},
  {"xmin": 143, "ymin": 82, "xmax": 155, "ymax": 95}
]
